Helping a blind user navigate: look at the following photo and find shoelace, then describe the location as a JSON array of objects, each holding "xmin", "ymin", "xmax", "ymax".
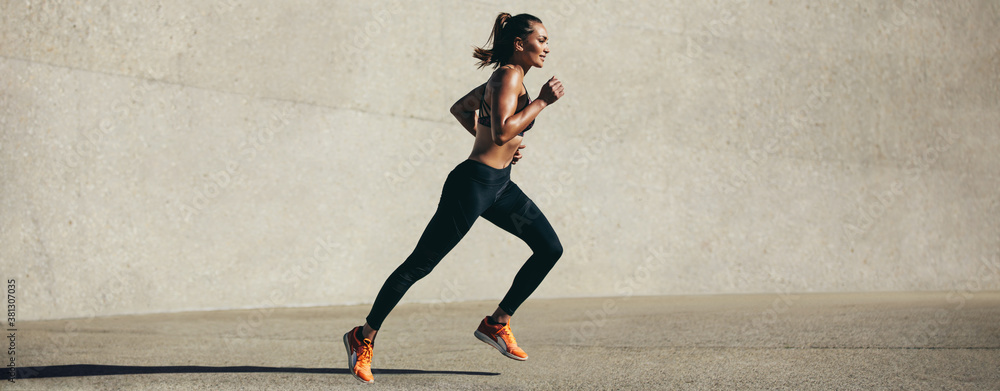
[
  {"xmin": 357, "ymin": 339, "xmax": 374, "ymax": 367},
  {"xmin": 498, "ymin": 324, "xmax": 517, "ymax": 346}
]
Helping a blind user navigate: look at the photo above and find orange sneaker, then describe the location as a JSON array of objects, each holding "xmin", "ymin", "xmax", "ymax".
[
  {"xmin": 343, "ymin": 326, "xmax": 374, "ymax": 383},
  {"xmin": 474, "ymin": 316, "xmax": 528, "ymax": 361}
]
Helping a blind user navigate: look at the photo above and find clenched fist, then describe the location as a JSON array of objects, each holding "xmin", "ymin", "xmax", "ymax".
[{"xmin": 538, "ymin": 76, "xmax": 565, "ymax": 105}]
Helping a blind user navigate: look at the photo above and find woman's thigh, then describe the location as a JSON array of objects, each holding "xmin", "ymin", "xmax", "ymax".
[
  {"xmin": 480, "ymin": 181, "xmax": 560, "ymax": 251},
  {"xmin": 410, "ymin": 169, "xmax": 501, "ymax": 257}
]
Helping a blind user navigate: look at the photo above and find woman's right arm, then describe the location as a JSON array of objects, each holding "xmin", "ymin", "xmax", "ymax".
[{"xmin": 490, "ymin": 68, "xmax": 563, "ymax": 146}]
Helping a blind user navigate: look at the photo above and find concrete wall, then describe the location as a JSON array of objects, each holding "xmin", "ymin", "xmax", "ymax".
[{"xmin": 2, "ymin": 0, "xmax": 998, "ymax": 321}]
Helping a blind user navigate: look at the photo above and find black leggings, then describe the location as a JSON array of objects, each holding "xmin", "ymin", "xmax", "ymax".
[{"xmin": 365, "ymin": 159, "xmax": 563, "ymax": 330}]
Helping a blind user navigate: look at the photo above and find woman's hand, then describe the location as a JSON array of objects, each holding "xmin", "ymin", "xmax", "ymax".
[
  {"xmin": 511, "ymin": 144, "xmax": 526, "ymax": 165},
  {"xmin": 537, "ymin": 76, "xmax": 565, "ymax": 105},
  {"xmin": 451, "ymin": 83, "xmax": 487, "ymax": 137}
]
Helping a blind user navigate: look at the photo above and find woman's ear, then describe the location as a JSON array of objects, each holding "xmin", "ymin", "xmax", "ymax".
[{"xmin": 513, "ymin": 37, "xmax": 524, "ymax": 52}]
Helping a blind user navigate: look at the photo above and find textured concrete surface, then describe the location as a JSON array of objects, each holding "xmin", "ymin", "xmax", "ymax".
[
  {"xmin": 2, "ymin": 1, "xmax": 999, "ymax": 320},
  {"xmin": 4, "ymin": 292, "xmax": 1000, "ymax": 390}
]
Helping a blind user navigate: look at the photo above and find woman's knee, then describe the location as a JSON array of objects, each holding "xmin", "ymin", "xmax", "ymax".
[
  {"xmin": 397, "ymin": 253, "xmax": 442, "ymax": 283},
  {"xmin": 535, "ymin": 238, "xmax": 563, "ymax": 261}
]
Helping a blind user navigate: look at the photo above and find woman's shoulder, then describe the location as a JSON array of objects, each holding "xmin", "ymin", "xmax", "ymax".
[
  {"xmin": 489, "ymin": 65, "xmax": 523, "ymax": 88},
  {"xmin": 493, "ymin": 64, "xmax": 521, "ymax": 78}
]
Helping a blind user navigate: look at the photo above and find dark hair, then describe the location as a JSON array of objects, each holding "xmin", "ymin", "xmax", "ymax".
[{"xmin": 473, "ymin": 12, "xmax": 543, "ymax": 69}]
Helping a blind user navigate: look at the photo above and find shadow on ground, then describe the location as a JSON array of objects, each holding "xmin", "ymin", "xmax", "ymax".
[
  {"xmin": 9, "ymin": 293, "xmax": 1000, "ymax": 389},
  {"xmin": 3, "ymin": 364, "xmax": 499, "ymax": 380}
]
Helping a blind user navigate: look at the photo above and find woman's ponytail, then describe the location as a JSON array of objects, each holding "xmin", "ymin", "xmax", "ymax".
[
  {"xmin": 473, "ymin": 12, "xmax": 540, "ymax": 70},
  {"xmin": 473, "ymin": 12, "xmax": 512, "ymax": 69}
]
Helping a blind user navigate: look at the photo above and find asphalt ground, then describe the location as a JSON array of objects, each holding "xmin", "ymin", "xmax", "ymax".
[{"xmin": 4, "ymin": 291, "xmax": 999, "ymax": 390}]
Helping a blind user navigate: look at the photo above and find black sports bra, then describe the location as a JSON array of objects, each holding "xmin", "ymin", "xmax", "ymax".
[{"xmin": 478, "ymin": 82, "xmax": 535, "ymax": 136}]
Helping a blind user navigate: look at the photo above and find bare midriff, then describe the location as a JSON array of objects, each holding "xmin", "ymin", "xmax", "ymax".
[{"xmin": 468, "ymin": 123, "xmax": 523, "ymax": 169}]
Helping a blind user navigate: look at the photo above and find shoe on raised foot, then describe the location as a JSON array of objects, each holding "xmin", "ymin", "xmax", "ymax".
[
  {"xmin": 474, "ymin": 316, "xmax": 528, "ymax": 361},
  {"xmin": 343, "ymin": 326, "xmax": 375, "ymax": 383}
]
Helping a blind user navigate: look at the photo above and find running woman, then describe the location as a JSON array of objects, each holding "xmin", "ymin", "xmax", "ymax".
[{"xmin": 343, "ymin": 12, "xmax": 565, "ymax": 383}]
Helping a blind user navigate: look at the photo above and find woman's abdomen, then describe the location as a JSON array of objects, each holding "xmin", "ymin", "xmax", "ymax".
[{"xmin": 468, "ymin": 125, "xmax": 522, "ymax": 169}]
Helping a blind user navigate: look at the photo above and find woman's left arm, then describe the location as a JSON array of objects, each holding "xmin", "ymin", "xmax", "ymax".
[{"xmin": 450, "ymin": 83, "xmax": 486, "ymax": 137}]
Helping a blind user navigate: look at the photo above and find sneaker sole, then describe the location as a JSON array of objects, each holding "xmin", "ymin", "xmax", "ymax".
[
  {"xmin": 343, "ymin": 331, "xmax": 374, "ymax": 383},
  {"xmin": 474, "ymin": 330, "xmax": 528, "ymax": 361}
]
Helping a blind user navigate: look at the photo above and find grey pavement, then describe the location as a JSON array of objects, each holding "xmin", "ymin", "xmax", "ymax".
[{"xmin": 5, "ymin": 291, "xmax": 999, "ymax": 390}]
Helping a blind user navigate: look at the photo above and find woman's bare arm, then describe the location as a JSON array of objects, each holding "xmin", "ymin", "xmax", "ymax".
[
  {"xmin": 490, "ymin": 68, "xmax": 549, "ymax": 146},
  {"xmin": 450, "ymin": 83, "xmax": 486, "ymax": 137}
]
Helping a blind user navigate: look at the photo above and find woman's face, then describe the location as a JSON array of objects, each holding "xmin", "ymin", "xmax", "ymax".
[{"xmin": 517, "ymin": 23, "xmax": 550, "ymax": 68}]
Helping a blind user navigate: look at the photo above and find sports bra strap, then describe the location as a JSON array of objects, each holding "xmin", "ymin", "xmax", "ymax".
[{"xmin": 477, "ymin": 81, "xmax": 535, "ymax": 134}]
